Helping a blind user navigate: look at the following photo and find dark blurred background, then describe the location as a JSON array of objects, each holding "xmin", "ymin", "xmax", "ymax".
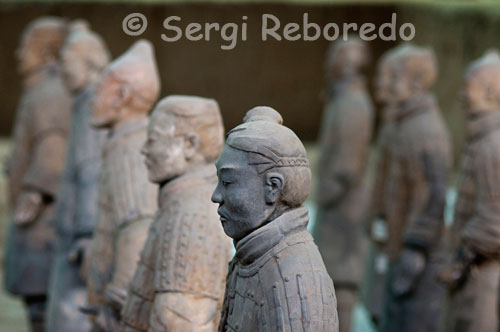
[
  {"xmin": 0, "ymin": 1, "xmax": 499, "ymax": 159},
  {"xmin": 1, "ymin": 1, "xmax": 500, "ymax": 330}
]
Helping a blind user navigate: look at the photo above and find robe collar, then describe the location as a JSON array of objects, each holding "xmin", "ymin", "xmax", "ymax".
[
  {"xmin": 394, "ymin": 93, "xmax": 436, "ymax": 123},
  {"xmin": 234, "ymin": 206, "xmax": 309, "ymax": 266},
  {"xmin": 466, "ymin": 111, "xmax": 500, "ymax": 142},
  {"xmin": 23, "ymin": 63, "xmax": 58, "ymax": 88},
  {"xmin": 325, "ymin": 75, "xmax": 365, "ymax": 100}
]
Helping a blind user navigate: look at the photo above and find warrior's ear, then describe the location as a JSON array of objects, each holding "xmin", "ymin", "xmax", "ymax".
[
  {"xmin": 485, "ymin": 85, "xmax": 500, "ymax": 106},
  {"xmin": 264, "ymin": 172, "xmax": 284, "ymax": 204},
  {"xmin": 411, "ymin": 71, "xmax": 424, "ymax": 92},
  {"xmin": 184, "ymin": 132, "xmax": 200, "ymax": 160},
  {"xmin": 111, "ymin": 82, "xmax": 132, "ymax": 109}
]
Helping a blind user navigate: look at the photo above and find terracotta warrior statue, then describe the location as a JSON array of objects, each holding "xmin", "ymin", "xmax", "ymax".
[
  {"xmin": 85, "ymin": 39, "xmax": 159, "ymax": 331},
  {"xmin": 439, "ymin": 50, "xmax": 500, "ymax": 332},
  {"xmin": 120, "ymin": 95, "xmax": 232, "ymax": 332},
  {"xmin": 379, "ymin": 44, "xmax": 451, "ymax": 332},
  {"xmin": 213, "ymin": 107, "xmax": 339, "ymax": 332},
  {"xmin": 3, "ymin": 17, "xmax": 72, "ymax": 332},
  {"xmin": 362, "ymin": 47, "xmax": 400, "ymax": 325},
  {"xmin": 46, "ymin": 20, "xmax": 110, "ymax": 332},
  {"xmin": 313, "ymin": 37, "xmax": 373, "ymax": 332}
]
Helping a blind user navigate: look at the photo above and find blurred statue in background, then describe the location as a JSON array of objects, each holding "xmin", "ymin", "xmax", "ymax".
[
  {"xmin": 362, "ymin": 47, "xmax": 399, "ymax": 325},
  {"xmin": 213, "ymin": 107, "xmax": 339, "ymax": 332},
  {"xmin": 85, "ymin": 39, "xmax": 160, "ymax": 331},
  {"xmin": 3, "ymin": 17, "xmax": 72, "ymax": 332},
  {"xmin": 380, "ymin": 44, "xmax": 451, "ymax": 332},
  {"xmin": 313, "ymin": 37, "xmax": 373, "ymax": 332},
  {"xmin": 120, "ymin": 95, "xmax": 232, "ymax": 332},
  {"xmin": 439, "ymin": 50, "xmax": 500, "ymax": 332},
  {"xmin": 46, "ymin": 20, "xmax": 110, "ymax": 332}
]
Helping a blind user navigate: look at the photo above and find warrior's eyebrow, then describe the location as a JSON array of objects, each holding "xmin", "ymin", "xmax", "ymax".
[
  {"xmin": 215, "ymin": 164, "xmax": 240, "ymax": 175},
  {"xmin": 215, "ymin": 158, "xmax": 237, "ymax": 170},
  {"xmin": 219, "ymin": 166, "xmax": 238, "ymax": 172}
]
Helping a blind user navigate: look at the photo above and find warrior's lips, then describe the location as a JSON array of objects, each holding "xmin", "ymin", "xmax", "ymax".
[{"xmin": 217, "ymin": 209, "xmax": 229, "ymax": 222}]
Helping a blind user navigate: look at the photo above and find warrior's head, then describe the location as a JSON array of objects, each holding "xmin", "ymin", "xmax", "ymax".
[
  {"xmin": 211, "ymin": 107, "xmax": 311, "ymax": 241},
  {"xmin": 142, "ymin": 95, "xmax": 224, "ymax": 184},
  {"xmin": 464, "ymin": 50, "xmax": 500, "ymax": 116},
  {"xmin": 374, "ymin": 47, "xmax": 401, "ymax": 106},
  {"xmin": 324, "ymin": 36, "xmax": 370, "ymax": 83},
  {"xmin": 91, "ymin": 39, "xmax": 160, "ymax": 129},
  {"xmin": 389, "ymin": 43, "xmax": 437, "ymax": 105},
  {"xmin": 61, "ymin": 20, "xmax": 110, "ymax": 93},
  {"xmin": 17, "ymin": 16, "xmax": 67, "ymax": 76}
]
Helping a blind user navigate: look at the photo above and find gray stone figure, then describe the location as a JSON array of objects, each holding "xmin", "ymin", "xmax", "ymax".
[
  {"xmin": 313, "ymin": 38, "xmax": 373, "ymax": 332},
  {"xmin": 379, "ymin": 44, "xmax": 451, "ymax": 332},
  {"xmin": 213, "ymin": 107, "xmax": 339, "ymax": 332},
  {"xmin": 3, "ymin": 17, "xmax": 72, "ymax": 332},
  {"xmin": 120, "ymin": 95, "xmax": 232, "ymax": 332},
  {"xmin": 439, "ymin": 50, "xmax": 500, "ymax": 332},
  {"xmin": 46, "ymin": 20, "xmax": 110, "ymax": 332},
  {"xmin": 85, "ymin": 39, "xmax": 160, "ymax": 331}
]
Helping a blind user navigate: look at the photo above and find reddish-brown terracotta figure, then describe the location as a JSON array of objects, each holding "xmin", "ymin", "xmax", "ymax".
[
  {"xmin": 3, "ymin": 17, "xmax": 72, "ymax": 332},
  {"xmin": 46, "ymin": 20, "xmax": 110, "ymax": 332},
  {"xmin": 313, "ymin": 38, "xmax": 373, "ymax": 332},
  {"xmin": 214, "ymin": 107, "xmax": 339, "ymax": 332},
  {"xmin": 362, "ymin": 47, "xmax": 400, "ymax": 325},
  {"xmin": 120, "ymin": 95, "xmax": 232, "ymax": 332},
  {"xmin": 379, "ymin": 44, "xmax": 452, "ymax": 332},
  {"xmin": 85, "ymin": 39, "xmax": 160, "ymax": 331},
  {"xmin": 439, "ymin": 51, "xmax": 500, "ymax": 332}
]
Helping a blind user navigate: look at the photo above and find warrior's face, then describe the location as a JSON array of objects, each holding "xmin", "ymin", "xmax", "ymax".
[
  {"xmin": 326, "ymin": 42, "xmax": 367, "ymax": 82},
  {"xmin": 61, "ymin": 43, "xmax": 87, "ymax": 92},
  {"xmin": 375, "ymin": 61, "xmax": 392, "ymax": 104},
  {"xmin": 212, "ymin": 145, "xmax": 283, "ymax": 241},
  {"xmin": 17, "ymin": 37, "xmax": 42, "ymax": 76},
  {"xmin": 464, "ymin": 74, "xmax": 483, "ymax": 115},
  {"xmin": 463, "ymin": 71, "xmax": 500, "ymax": 116},
  {"xmin": 391, "ymin": 61, "xmax": 425, "ymax": 105},
  {"xmin": 91, "ymin": 71, "xmax": 125, "ymax": 128},
  {"xmin": 142, "ymin": 111, "xmax": 192, "ymax": 184}
]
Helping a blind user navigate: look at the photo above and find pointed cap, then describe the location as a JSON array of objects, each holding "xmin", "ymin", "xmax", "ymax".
[{"xmin": 108, "ymin": 39, "xmax": 160, "ymax": 105}]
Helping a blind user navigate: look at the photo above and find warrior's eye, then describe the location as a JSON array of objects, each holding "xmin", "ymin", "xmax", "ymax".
[{"xmin": 222, "ymin": 180, "xmax": 231, "ymax": 187}]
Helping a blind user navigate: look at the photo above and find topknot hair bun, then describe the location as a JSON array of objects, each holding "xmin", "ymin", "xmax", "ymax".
[
  {"xmin": 482, "ymin": 49, "xmax": 500, "ymax": 64},
  {"xmin": 243, "ymin": 106, "xmax": 283, "ymax": 125}
]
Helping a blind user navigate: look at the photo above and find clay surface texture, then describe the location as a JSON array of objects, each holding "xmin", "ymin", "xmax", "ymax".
[
  {"xmin": 313, "ymin": 38, "xmax": 374, "ymax": 332},
  {"xmin": 121, "ymin": 95, "xmax": 232, "ymax": 332},
  {"xmin": 379, "ymin": 44, "xmax": 451, "ymax": 332},
  {"xmin": 440, "ymin": 51, "xmax": 500, "ymax": 332},
  {"xmin": 45, "ymin": 20, "xmax": 110, "ymax": 332},
  {"xmin": 86, "ymin": 39, "xmax": 160, "ymax": 331},
  {"xmin": 213, "ymin": 107, "xmax": 339, "ymax": 332},
  {"xmin": 3, "ymin": 16, "xmax": 72, "ymax": 332}
]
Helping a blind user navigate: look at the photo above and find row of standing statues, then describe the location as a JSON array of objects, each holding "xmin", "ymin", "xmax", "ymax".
[
  {"xmin": 315, "ymin": 36, "xmax": 500, "ymax": 332},
  {"xmin": 3, "ymin": 15, "xmax": 500, "ymax": 332}
]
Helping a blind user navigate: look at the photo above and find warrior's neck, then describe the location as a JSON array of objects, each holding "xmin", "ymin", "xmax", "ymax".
[
  {"xmin": 326, "ymin": 74, "xmax": 364, "ymax": 97},
  {"xmin": 112, "ymin": 113, "xmax": 147, "ymax": 132},
  {"xmin": 23, "ymin": 63, "xmax": 56, "ymax": 87}
]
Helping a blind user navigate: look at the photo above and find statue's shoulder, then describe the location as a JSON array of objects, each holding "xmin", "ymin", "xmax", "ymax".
[{"xmin": 246, "ymin": 235, "xmax": 338, "ymax": 331}]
